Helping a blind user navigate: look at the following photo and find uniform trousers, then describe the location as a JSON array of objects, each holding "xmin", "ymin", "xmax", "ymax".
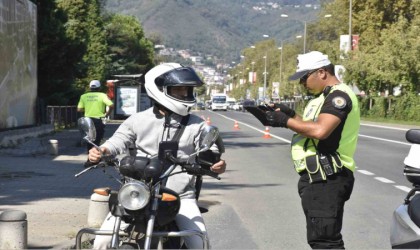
[
  {"xmin": 298, "ymin": 167, "xmax": 354, "ymax": 249},
  {"xmin": 86, "ymin": 118, "xmax": 105, "ymax": 151}
]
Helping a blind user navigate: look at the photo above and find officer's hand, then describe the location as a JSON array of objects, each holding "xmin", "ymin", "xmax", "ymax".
[
  {"xmin": 266, "ymin": 111, "xmax": 290, "ymax": 128},
  {"xmin": 210, "ymin": 159, "xmax": 226, "ymax": 174},
  {"xmin": 273, "ymin": 103, "xmax": 296, "ymax": 118}
]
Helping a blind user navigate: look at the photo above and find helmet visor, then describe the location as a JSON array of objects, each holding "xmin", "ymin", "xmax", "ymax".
[
  {"xmin": 166, "ymin": 86, "xmax": 195, "ymax": 102},
  {"xmin": 155, "ymin": 67, "xmax": 204, "ymax": 87}
]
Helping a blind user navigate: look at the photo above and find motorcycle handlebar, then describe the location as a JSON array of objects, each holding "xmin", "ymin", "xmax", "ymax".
[
  {"xmin": 74, "ymin": 155, "xmax": 118, "ymax": 178},
  {"xmin": 165, "ymin": 153, "xmax": 220, "ymax": 180},
  {"xmin": 183, "ymin": 164, "xmax": 221, "ymax": 180}
]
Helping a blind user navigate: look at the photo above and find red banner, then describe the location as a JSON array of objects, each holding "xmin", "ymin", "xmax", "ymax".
[{"xmin": 352, "ymin": 35, "xmax": 359, "ymax": 50}]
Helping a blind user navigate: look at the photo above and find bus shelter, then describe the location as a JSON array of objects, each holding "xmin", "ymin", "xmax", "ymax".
[{"xmin": 107, "ymin": 74, "xmax": 152, "ymax": 120}]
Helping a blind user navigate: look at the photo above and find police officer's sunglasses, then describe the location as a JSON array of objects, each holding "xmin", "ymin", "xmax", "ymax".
[{"xmin": 299, "ymin": 69, "xmax": 320, "ymax": 84}]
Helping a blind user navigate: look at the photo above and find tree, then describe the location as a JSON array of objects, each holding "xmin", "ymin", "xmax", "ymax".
[
  {"xmin": 311, "ymin": 0, "xmax": 419, "ymax": 96},
  {"xmin": 104, "ymin": 14, "xmax": 155, "ymax": 77},
  {"xmin": 57, "ymin": 0, "xmax": 108, "ymax": 90},
  {"xmin": 37, "ymin": 0, "xmax": 82, "ymax": 105}
]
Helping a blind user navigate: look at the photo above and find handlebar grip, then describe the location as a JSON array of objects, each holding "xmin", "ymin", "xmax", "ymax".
[{"xmin": 183, "ymin": 165, "xmax": 220, "ymax": 180}]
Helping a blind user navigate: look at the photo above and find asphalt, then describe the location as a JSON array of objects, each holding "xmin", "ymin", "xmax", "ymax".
[
  {"xmin": 0, "ymin": 118, "xmax": 418, "ymax": 249},
  {"xmin": 0, "ymin": 122, "xmax": 122, "ymax": 249}
]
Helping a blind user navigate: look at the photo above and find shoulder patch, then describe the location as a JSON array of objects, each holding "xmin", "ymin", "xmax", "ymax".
[{"xmin": 332, "ymin": 96, "xmax": 346, "ymax": 109}]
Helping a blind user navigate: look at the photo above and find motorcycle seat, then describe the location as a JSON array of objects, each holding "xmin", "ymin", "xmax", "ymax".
[{"xmin": 408, "ymin": 194, "xmax": 420, "ymax": 228}]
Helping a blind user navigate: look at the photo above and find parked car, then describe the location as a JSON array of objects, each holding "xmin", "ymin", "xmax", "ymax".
[
  {"xmin": 232, "ymin": 102, "xmax": 243, "ymax": 111},
  {"xmin": 227, "ymin": 101, "xmax": 236, "ymax": 110},
  {"xmin": 196, "ymin": 102, "xmax": 205, "ymax": 110},
  {"xmin": 242, "ymin": 99, "xmax": 256, "ymax": 112},
  {"xmin": 242, "ymin": 99, "xmax": 256, "ymax": 107}
]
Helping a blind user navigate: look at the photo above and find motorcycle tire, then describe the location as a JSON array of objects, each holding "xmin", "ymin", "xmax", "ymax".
[{"xmin": 119, "ymin": 243, "xmax": 137, "ymax": 249}]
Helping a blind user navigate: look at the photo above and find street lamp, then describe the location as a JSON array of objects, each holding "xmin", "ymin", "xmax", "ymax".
[
  {"xmin": 349, "ymin": 0, "xmax": 352, "ymax": 52},
  {"xmin": 281, "ymin": 14, "xmax": 332, "ymax": 53},
  {"xmin": 240, "ymin": 55, "xmax": 245, "ymax": 85},
  {"xmin": 278, "ymin": 44, "xmax": 283, "ymax": 87},
  {"xmin": 263, "ymin": 51, "xmax": 267, "ymax": 102},
  {"xmin": 251, "ymin": 61, "xmax": 255, "ymax": 84},
  {"xmin": 277, "ymin": 36, "xmax": 297, "ymax": 96}
]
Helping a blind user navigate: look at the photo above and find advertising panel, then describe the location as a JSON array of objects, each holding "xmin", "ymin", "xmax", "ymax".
[
  {"xmin": 116, "ymin": 87, "xmax": 138, "ymax": 116},
  {"xmin": 272, "ymin": 82, "xmax": 279, "ymax": 99},
  {"xmin": 248, "ymin": 72, "xmax": 256, "ymax": 84}
]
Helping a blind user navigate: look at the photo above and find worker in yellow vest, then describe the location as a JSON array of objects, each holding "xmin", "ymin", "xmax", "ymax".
[
  {"xmin": 77, "ymin": 80, "xmax": 114, "ymax": 168},
  {"xmin": 266, "ymin": 51, "xmax": 360, "ymax": 249}
]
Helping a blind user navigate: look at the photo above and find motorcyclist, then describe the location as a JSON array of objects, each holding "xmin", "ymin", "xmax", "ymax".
[{"xmin": 88, "ymin": 63, "xmax": 226, "ymax": 249}]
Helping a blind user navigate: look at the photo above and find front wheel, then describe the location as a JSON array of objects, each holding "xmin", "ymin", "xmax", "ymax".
[{"xmin": 119, "ymin": 243, "xmax": 137, "ymax": 249}]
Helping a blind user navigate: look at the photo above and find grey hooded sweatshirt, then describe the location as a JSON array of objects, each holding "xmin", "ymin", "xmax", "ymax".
[{"xmin": 101, "ymin": 106, "xmax": 207, "ymax": 199}]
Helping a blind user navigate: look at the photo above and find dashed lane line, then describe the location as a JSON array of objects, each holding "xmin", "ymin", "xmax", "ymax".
[
  {"xmin": 358, "ymin": 169, "xmax": 410, "ymax": 192},
  {"xmin": 357, "ymin": 170, "xmax": 374, "ymax": 176},
  {"xmin": 375, "ymin": 177, "xmax": 395, "ymax": 184},
  {"xmin": 394, "ymin": 185, "xmax": 412, "ymax": 193}
]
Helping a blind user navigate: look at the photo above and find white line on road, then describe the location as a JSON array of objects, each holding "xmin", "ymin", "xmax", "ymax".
[
  {"xmin": 358, "ymin": 134, "xmax": 412, "ymax": 146},
  {"xmin": 375, "ymin": 177, "xmax": 395, "ymax": 183},
  {"xmin": 357, "ymin": 170, "xmax": 375, "ymax": 176},
  {"xmin": 360, "ymin": 123, "xmax": 409, "ymax": 131},
  {"xmin": 394, "ymin": 185, "xmax": 411, "ymax": 193}
]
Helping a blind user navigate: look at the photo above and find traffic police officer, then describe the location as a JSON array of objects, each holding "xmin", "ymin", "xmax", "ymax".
[
  {"xmin": 77, "ymin": 80, "xmax": 114, "ymax": 167},
  {"xmin": 265, "ymin": 51, "xmax": 360, "ymax": 249}
]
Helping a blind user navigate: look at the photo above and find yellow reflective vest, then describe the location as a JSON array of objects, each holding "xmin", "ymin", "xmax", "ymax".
[
  {"xmin": 291, "ymin": 83, "xmax": 360, "ymax": 173},
  {"xmin": 77, "ymin": 92, "xmax": 113, "ymax": 118}
]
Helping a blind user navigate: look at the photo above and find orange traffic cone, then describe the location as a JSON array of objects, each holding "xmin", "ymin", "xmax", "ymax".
[
  {"xmin": 206, "ymin": 117, "xmax": 211, "ymax": 125},
  {"xmin": 233, "ymin": 120, "xmax": 240, "ymax": 130},
  {"xmin": 263, "ymin": 126, "xmax": 271, "ymax": 139}
]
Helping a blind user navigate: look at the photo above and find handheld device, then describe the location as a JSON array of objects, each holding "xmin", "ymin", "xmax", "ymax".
[{"xmin": 319, "ymin": 154, "xmax": 334, "ymax": 176}]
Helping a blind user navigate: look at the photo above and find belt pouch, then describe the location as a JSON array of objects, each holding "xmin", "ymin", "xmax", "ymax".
[
  {"xmin": 330, "ymin": 153, "xmax": 343, "ymax": 173},
  {"xmin": 305, "ymin": 155, "xmax": 326, "ymax": 183}
]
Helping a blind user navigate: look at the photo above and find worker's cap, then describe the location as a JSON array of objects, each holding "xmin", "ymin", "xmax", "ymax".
[
  {"xmin": 288, "ymin": 51, "xmax": 332, "ymax": 81},
  {"xmin": 89, "ymin": 80, "xmax": 101, "ymax": 88}
]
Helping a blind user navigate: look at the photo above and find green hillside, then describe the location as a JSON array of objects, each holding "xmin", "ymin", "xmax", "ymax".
[{"xmin": 105, "ymin": 0, "xmax": 321, "ymax": 63}]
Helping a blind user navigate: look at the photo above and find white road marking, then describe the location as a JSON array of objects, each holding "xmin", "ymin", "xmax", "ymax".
[
  {"xmin": 360, "ymin": 123, "xmax": 409, "ymax": 131},
  {"xmin": 357, "ymin": 170, "xmax": 375, "ymax": 176},
  {"xmin": 375, "ymin": 177, "xmax": 395, "ymax": 183},
  {"xmin": 358, "ymin": 134, "xmax": 412, "ymax": 146},
  {"xmin": 394, "ymin": 185, "xmax": 411, "ymax": 193}
]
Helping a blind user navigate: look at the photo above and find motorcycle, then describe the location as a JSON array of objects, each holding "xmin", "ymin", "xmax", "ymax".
[
  {"xmin": 390, "ymin": 129, "xmax": 420, "ymax": 248},
  {"xmin": 74, "ymin": 117, "xmax": 224, "ymax": 249}
]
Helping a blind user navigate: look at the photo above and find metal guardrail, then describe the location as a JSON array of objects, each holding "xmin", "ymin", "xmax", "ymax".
[{"xmin": 46, "ymin": 106, "xmax": 79, "ymax": 129}]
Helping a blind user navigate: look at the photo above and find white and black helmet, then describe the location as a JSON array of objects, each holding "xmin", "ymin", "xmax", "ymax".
[{"xmin": 144, "ymin": 63, "xmax": 204, "ymax": 116}]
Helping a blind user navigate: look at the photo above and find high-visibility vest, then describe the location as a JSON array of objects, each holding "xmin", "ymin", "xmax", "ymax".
[
  {"xmin": 77, "ymin": 92, "xmax": 113, "ymax": 118},
  {"xmin": 291, "ymin": 83, "xmax": 360, "ymax": 173}
]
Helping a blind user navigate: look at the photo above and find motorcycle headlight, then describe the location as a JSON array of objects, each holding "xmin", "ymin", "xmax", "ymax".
[{"xmin": 118, "ymin": 181, "xmax": 150, "ymax": 210}]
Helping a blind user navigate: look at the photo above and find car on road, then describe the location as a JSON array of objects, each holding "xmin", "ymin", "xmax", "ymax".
[
  {"xmin": 242, "ymin": 99, "xmax": 256, "ymax": 112},
  {"xmin": 232, "ymin": 102, "xmax": 243, "ymax": 111},
  {"xmin": 242, "ymin": 99, "xmax": 256, "ymax": 107},
  {"xmin": 196, "ymin": 102, "xmax": 205, "ymax": 110}
]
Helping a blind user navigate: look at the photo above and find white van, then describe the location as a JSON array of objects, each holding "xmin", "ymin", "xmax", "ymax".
[{"xmin": 211, "ymin": 94, "xmax": 228, "ymax": 111}]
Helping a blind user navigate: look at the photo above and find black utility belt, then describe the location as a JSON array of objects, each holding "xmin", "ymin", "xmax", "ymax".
[{"xmin": 302, "ymin": 152, "xmax": 344, "ymax": 183}]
